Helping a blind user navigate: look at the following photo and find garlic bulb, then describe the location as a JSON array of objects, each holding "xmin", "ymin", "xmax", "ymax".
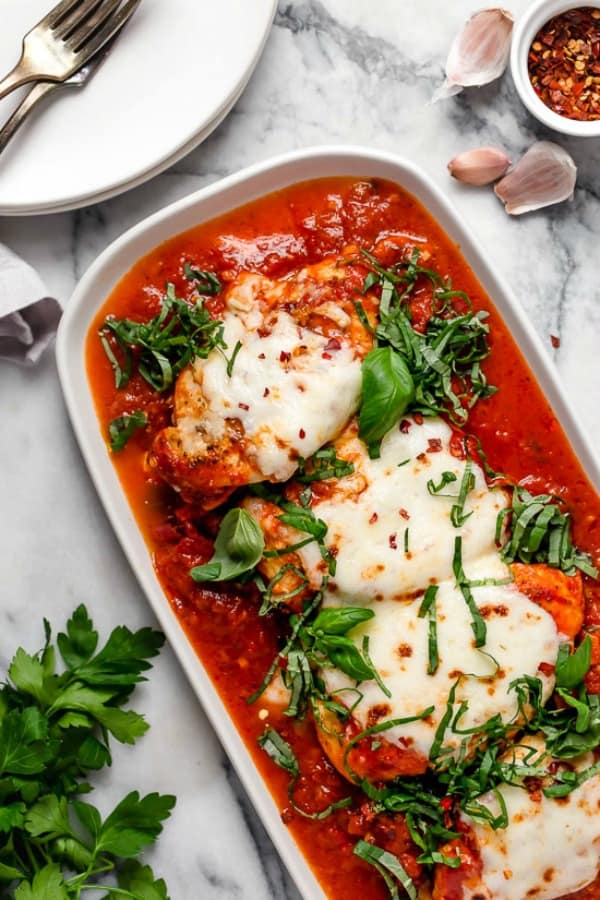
[
  {"xmin": 494, "ymin": 142, "xmax": 577, "ymax": 215},
  {"xmin": 432, "ymin": 9, "xmax": 514, "ymax": 103},
  {"xmin": 448, "ymin": 147, "xmax": 511, "ymax": 185}
]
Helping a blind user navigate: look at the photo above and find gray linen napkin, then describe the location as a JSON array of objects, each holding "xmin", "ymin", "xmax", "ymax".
[{"xmin": 0, "ymin": 243, "xmax": 62, "ymax": 365}]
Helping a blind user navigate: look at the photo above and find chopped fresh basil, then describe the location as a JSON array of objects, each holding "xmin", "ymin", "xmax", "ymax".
[
  {"xmin": 418, "ymin": 585, "xmax": 439, "ymax": 675},
  {"xmin": 190, "ymin": 508, "xmax": 264, "ymax": 582},
  {"xmin": 362, "ymin": 635, "xmax": 392, "ymax": 698},
  {"xmin": 257, "ymin": 728, "xmax": 299, "ymax": 777},
  {"xmin": 99, "ymin": 282, "xmax": 226, "ymax": 393},
  {"xmin": 358, "ymin": 248, "xmax": 496, "ymax": 426},
  {"xmin": 429, "ymin": 679, "xmax": 459, "ymax": 763},
  {"xmin": 297, "ymin": 446, "xmax": 355, "ymax": 483},
  {"xmin": 353, "ymin": 840, "xmax": 417, "ymax": 900},
  {"xmin": 99, "ymin": 332, "xmax": 130, "ymax": 389},
  {"xmin": 511, "ymin": 674, "xmax": 600, "ymax": 759},
  {"xmin": 225, "ymin": 339, "xmax": 242, "ymax": 377},
  {"xmin": 344, "ymin": 707, "xmax": 435, "ymax": 783},
  {"xmin": 108, "ymin": 410, "xmax": 147, "ymax": 452},
  {"xmin": 257, "ymin": 564, "xmax": 309, "ymax": 616},
  {"xmin": 258, "ymin": 727, "xmax": 352, "ymax": 820},
  {"xmin": 452, "ymin": 536, "xmax": 486, "ymax": 647},
  {"xmin": 183, "ymin": 263, "xmax": 222, "ymax": 295},
  {"xmin": 427, "ymin": 471, "xmax": 458, "ymax": 495},
  {"xmin": 247, "ymin": 591, "xmax": 324, "ymax": 708},
  {"xmin": 278, "ymin": 501, "xmax": 327, "ymax": 542},
  {"xmin": 498, "ymin": 487, "xmax": 598, "ymax": 578},
  {"xmin": 277, "ymin": 493, "xmax": 337, "ymax": 576},
  {"xmin": 358, "ymin": 346, "xmax": 415, "ymax": 457},
  {"xmin": 450, "ymin": 458, "xmax": 475, "ymax": 527},
  {"xmin": 427, "ymin": 458, "xmax": 474, "ymax": 528},
  {"xmin": 353, "ymin": 299, "xmax": 375, "ymax": 334},
  {"xmin": 250, "ymin": 594, "xmax": 380, "ymax": 717},
  {"xmin": 543, "ymin": 758, "xmax": 600, "ymax": 799}
]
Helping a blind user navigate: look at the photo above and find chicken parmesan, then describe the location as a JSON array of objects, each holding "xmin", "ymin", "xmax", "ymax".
[{"xmin": 87, "ymin": 177, "xmax": 600, "ymax": 900}]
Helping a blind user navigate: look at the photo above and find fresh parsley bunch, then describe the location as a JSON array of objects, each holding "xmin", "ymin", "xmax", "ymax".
[{"xmin": 0, "ymin": 605, "xmax": 175, "ymax": 899}]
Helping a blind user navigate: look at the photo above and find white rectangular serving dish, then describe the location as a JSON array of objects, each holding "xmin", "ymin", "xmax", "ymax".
[{"xmin": 56, "ymin": 146, "xmax": 600, "ymax": 900}]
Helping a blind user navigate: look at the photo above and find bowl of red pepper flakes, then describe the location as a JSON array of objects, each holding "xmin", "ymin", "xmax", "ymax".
[{"xmin": 511, "ymin": 0, "xmax": 600, "ymax": 136}]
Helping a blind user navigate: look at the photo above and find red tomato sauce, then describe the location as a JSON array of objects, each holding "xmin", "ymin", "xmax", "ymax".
[{"xmin": 86, "ymin": 178, "xmax": 600, "ymax": 899}]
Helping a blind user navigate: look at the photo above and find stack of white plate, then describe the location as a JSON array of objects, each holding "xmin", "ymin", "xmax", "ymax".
[{"xmin": 0, "ymin": 0, "xmax": 276, "ymax": 215}]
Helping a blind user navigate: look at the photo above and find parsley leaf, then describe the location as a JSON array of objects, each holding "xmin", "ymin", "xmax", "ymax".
[
  {"xmin": 14, "ymin": 863, "xmax": 68, "ymax": 900},
  {"xmin": 57, "ymin": 605, "xmax": 98, "ymax": 669},
  {"xmin": 0, "ymin": 606, "xmax": 174, "ymax": 898},
  {"xmin": 117, "ymin": 860, "xmax": 169, "ymax": 900},
  {"xmin": 94, "ymin": 791, "xmax": 176, "ymax": 858}
]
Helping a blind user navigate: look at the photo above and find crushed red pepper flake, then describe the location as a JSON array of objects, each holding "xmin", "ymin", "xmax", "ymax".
[
  {"xmin": 528, "ymin": 7, "xmax": 600, "ymax": 121},
  {"xmin": 551, "ymin": 334, "xmax": 561, "ymax": 348}
]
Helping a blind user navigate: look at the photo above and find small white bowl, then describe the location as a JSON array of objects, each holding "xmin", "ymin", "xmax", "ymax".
[{"xmin": 511, "ymin": 0, "xmax": 600, "ymax": 137}]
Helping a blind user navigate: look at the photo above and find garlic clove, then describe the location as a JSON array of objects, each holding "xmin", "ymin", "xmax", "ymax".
[
  {"xmin": 432, "ymin": 8, "xmax": 514, "ymax": 103},
  {"xmin": 448, "ymin": 147, "xmax": 511, "ymax": 185},
  {"xmin": 494, "ymin": 141, "xmax": 577, "ymax": 215}
]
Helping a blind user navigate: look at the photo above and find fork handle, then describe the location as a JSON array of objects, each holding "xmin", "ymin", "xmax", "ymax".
[
  {"xmin": 0, "ymin": 61, "xmax": 39, "ymax": 102},
  {"xmin": 0, "ymin": 80, "xmax": 58, "ymax": 155}
]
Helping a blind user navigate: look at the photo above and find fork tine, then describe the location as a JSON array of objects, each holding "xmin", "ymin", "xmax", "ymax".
[
  {"xmin": 71, "ymin": 0, "xmax": 140, "ymax": 56},
  {"xmin": 66, "ymin": 0, "xmax": 123, "ymax": 49},
  {"xmin": 53, "ymin": 0, "xmax": 105, "ymax": 39},
  {"xmin": 44, "ymin": 0, "xmax": 84, "ymax": 29}
]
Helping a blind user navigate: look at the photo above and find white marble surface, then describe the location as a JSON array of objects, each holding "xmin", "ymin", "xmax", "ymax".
[{"xmin": 1, "ymin": 2, "xmax": 599, "ymax": 898}]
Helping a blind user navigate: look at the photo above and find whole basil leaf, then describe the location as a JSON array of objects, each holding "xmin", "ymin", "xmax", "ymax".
[
  {"xmin": 555, "ymin": 635, "xmax": 592, "ymax": 689},
  {"xmin": 312, "ymin": 607, "xmax": 374, "ymax": 636},
  {"xmin": 358, "ymin": 346, "xmax": 415, "ymax": 457},
  {"xmin": 316, "ymin": 635, "xmax": 376, "ymax": 681},
  {"xmin": 190, "ymin": 508, "xmax": 264, "ymax": 582}
]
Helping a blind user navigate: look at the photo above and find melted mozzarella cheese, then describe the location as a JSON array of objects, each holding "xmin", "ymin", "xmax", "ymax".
[
  {"xmin": 321, "ymin": 573, "xmax": 560, "ymax": 760},
  {"xmin": 178, "ymin": 275, "xmax": 362, "ymax": 481},
  {"xmin": 291, "ymin": 415, "xmax": 560, "ymax": 760},
  {"xmin": 299, "ymin": 417, "xmax": 507, "ymax": 598},
  {"xmin": 461, "ymin": 755, "xmax": 600, "ymax": 900}
]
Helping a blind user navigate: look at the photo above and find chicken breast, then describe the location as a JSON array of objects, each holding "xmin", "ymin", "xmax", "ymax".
[{"xmin": 148, "ymin": 251, "xmax": 374, "ymax": 507}]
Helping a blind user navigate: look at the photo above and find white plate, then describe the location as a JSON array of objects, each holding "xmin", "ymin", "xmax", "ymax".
[
  {"xmin": 56, "ymin": 147, "xmax": 600, "ymax": 900},
  {"xmin": 0, "ymin": 0, "xmax": 276, "ymax": 215}
]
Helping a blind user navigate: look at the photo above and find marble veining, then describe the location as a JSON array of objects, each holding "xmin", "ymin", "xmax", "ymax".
[{"xmin": 0, "ymin": 1, "xmax": 598, "ymax": 898}]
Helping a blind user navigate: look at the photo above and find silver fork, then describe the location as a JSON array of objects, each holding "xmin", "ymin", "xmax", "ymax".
[
  {"xmin": 0, "ymin": 1, "xmax": 140, "ymax": 156},
  {"xmin": 0, "ymin": 0, "xmax": 138, "ymax": 101}
]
